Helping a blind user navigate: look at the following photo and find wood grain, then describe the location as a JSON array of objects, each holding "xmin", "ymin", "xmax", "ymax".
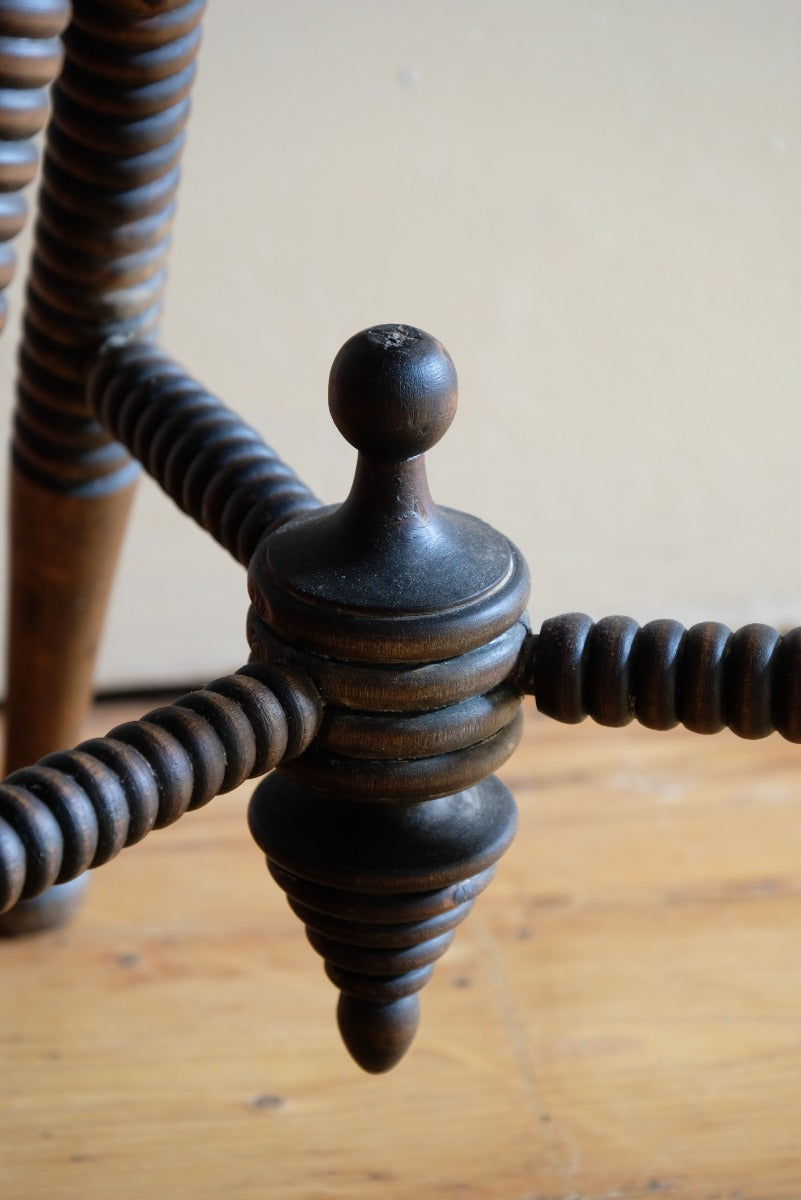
[{"xmin": 2, "ymin": 695, "xmax": 801, "ymax": 1198}]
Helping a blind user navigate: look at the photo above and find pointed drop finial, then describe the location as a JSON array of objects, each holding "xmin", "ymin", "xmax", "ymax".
[
  {"xmin": 247, "ymin": 324, "xmax": 528, "ymax": 1074},
  {"xmin": 337, "ymin": 994, "xmax": 420, "ymax": 1074}
]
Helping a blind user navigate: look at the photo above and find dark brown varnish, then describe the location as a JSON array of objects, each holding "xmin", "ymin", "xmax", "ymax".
[
  {"xmin": 2, "ymin": 2, "xmax": 801, "ymax": 1075},
  {"xmin": 522, "ymin": 614, "xmax": 801, "ymax": 741},
  {"xmin": 0, "ymin": 662, "xmax": 320, "ymax": 913},
  {"xmin": 247, "ymin": 325, "xmax": 528, "ymax": 1072},
  {"xmin": 3, "ymin": 316, "xmax": 801, "ymax": 1068},
  {"xmin": 87, "ymin": 342, "xmax": 321, "ymax": 564}
]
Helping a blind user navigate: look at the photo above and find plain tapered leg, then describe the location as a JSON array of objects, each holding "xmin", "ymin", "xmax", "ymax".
[
  {"xmin": 2, "ymin": 437, "xmax": 139, "ymax": 936},
  {"xmin": 5, "ymin": 469, "xmax": 138, "ymax": 772}
]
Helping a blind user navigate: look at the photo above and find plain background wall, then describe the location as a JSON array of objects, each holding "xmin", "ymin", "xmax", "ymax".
[{"xmin": 1, "ymin": 0, "xmax": 800, "ymax": 689}]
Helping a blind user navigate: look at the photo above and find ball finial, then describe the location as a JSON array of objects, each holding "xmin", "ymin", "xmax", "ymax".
[{"xmin": 328, "ymin": 324, "xmax": 457, "ymax": 460}]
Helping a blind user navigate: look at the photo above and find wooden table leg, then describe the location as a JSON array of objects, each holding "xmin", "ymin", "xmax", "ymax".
[
  {"xmin": 1, "ymin": 0, "xmax": 206, "ymax": 930},
  {"xmin": 5, "ymin": 469, "xmax": 138, "ymax": 773}
]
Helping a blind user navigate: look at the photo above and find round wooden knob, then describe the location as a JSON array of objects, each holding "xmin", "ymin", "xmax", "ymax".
[{"xmin": 328, "ymin": 324, "xmax": 457, "ymax": 460}]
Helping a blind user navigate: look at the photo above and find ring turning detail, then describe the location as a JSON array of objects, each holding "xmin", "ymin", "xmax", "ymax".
[
  {"xmin": 1, "ymin": 4, "xmax": 799, "ymax": 1077},
  {"xmin": 247, "ymin": 325, "xmax": 529, "ymax": 1071},
  {"xmin": 3, "ymin": 316, "xmax": 801, "ymax": 1070}
]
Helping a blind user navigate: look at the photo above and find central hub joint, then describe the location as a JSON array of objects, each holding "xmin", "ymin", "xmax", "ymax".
[{"xmin": 246, "ymin": 325, "xmax": 530, "ymax": 1072}]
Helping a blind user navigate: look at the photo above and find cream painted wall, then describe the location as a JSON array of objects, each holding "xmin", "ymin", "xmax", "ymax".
[{"xmin": 1, "ymin": 0, "xmax": 800, "ymax": 688}]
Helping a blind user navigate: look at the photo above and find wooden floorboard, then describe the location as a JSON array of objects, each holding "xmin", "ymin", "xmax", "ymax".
[{"xmin": 2, "ymin": 696, "xmax": 801, "ymax": 1198}]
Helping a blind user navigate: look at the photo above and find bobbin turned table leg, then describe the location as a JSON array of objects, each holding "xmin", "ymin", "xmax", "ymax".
[
  {"xmin": 2, "ymin": 0, "xmax": 205, "ymax": 931},
  {"xmin": 246, "ymin": 325, "xmax": 530, "ymax": 1071},
  {"xmin": 0, "ymin": 2, "xmax": 78, "ymax": 930}
]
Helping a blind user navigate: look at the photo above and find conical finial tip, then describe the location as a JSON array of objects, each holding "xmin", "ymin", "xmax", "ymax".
[{"xmin": 337, "ymin": 993, "xmax": 420, "ymax": 1074}]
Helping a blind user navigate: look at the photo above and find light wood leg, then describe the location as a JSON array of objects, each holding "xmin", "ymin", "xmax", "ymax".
[
  {"xmin": 0, "ymin": 469, "xmax": 137, "ymax": 934},
  {"xmin": 5, "ymin": 468, "xmax": 137, "ymax": 772},
  {"xmin": 1, "ymin": 0, "xmax": 205, "ymax": 930}
]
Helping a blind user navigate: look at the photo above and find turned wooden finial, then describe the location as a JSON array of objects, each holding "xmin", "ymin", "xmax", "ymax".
[
  {"xmin": 247, "ymin": 324, "xmax": 530, "ymax": 1072},
  {"xmin": 328, "ymin": 322, "xmax": 457, "ymax": 458}
]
